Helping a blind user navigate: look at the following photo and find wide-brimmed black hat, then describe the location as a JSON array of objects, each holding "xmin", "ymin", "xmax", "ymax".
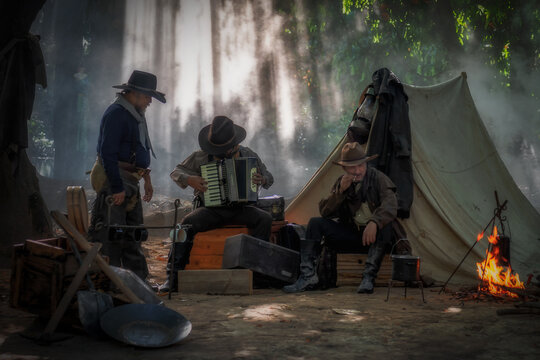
[
  {"xmin": 332, "ymin": 142, "xmax": 378, "ymax": 166},
  {"xmin": 112, "ymin": 70, "xmax": 166, "ymax": 103},
  {"xmin": 198, "ymin": 116, "xmax": 247, "ymax": 155}
]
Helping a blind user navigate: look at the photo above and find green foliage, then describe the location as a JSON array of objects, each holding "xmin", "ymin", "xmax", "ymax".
[
  {"xmin": 278, "ymin": 0, "xmax": 540, "ymax": 159},
  {"xmin": 28, "ymin": 113, "xmax": 54, "ymax": 158},
  {"xmin": 339, "ymin": 0, "xmax": 539, "ymax": 88}
]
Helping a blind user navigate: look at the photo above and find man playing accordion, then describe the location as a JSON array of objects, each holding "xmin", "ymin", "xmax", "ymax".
[{"xmin": 160, "ymin": 116, "xmax": 274, "ymax": 293}]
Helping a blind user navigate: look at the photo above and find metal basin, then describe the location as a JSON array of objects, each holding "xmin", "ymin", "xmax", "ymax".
[{"xmin": 100, "ymin": 304, "xmax": 192, "ymax": 348}]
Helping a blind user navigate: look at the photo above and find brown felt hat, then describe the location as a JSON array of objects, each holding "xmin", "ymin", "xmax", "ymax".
[
  {"xmin": 113, "ymin": 70, "xmax": 166, "ymax": 103},
  {"xmin": 332, "ymin": 142, "xmax": 378, "ymax": 166},
  {"xmin": 198, "ymin": 116, "xmax": 247, "ymax": 155}
]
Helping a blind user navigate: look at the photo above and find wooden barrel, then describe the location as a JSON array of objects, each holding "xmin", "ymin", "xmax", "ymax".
[{"xmin": 66, "ymin": 186, "xmax": 89, "ymax": 235}]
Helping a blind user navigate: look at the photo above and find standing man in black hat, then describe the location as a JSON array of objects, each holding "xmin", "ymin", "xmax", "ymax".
[
  {"xmin": 283, "ymin": 142, "xmax": 398, "ymax": 294},
  {"xmin": 88, "ymin": 70, "xmax": 166, "ymax": 283},
  {"xmin": 160, "ymin": 115, "xmax": 274, "ymax": 293}
]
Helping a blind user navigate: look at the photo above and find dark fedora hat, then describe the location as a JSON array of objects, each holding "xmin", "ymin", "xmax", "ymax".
[
  {"xmin": 332, "ymin": 142, "xmax": 378, "ymax": 166},
  {"xmin": 198, "ymin": 116, "xmax": 247, "ymax": 155},
  {"xmin": 112, "ymin": 70, "xmax": 166, "ymax": 103}
]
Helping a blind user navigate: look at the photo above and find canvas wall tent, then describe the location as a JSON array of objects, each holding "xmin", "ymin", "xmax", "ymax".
[{"xmin": 285, "ymin": 73, "xmax": 540, "ymax": 285}]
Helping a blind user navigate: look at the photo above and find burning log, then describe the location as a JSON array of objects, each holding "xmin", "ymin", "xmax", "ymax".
[
  {"xmin": 452, "ymin": 289, "xmax": 520, "ymax": 303},
  {"xmin": 485, "ymin": 284, "xmax": 540, "ymax": 299},
  {"xmin": 476, "ymin": 226, "xmax": 525, "ymax": 299}
]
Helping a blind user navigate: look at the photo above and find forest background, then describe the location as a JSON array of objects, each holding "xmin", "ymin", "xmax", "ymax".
[{"xmin": 28, "ymin": 0, "xmax": 540, "ymax": 208}]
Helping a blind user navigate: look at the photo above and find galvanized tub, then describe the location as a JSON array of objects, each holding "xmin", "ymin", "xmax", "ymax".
[{"xmin": 100, "ymin": 304, "xmax": 192, "ymax": 348}]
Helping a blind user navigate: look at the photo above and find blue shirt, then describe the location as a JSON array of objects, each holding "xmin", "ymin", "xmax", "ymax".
[{"xmin": 96, "ymin": 103, "xmax": 150, "ymax": 193}]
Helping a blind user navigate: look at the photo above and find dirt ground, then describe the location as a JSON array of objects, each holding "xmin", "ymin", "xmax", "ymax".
[{"xmin": 1, "ymin": 234, "xmax": 539, "ymax": 360}]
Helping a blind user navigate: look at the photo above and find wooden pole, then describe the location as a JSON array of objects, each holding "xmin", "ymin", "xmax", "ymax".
[
  {"xmin": 51, "ymin": 210, "xmax": 143, "ymax": 304},
  {"xmin": 42, "ymin": 242, "xmax": 101, "ymax": 337}
]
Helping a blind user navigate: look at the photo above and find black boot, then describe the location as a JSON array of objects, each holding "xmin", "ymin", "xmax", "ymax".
[
  {"xmin": 358, "ymin": 224, "xmax": 392, "ymax": 294},
  {"xmin": 159, "ymin": 240, "xmax": 193, "ymax": 293},
  {"xmin": 357, "ymin": 273, "xmax": 375, "ymax": 294},
  {"xmin": 357, "ymin": 242, "xmax": 386, "ymax": 294},
  {"xmin": 283, "ymin": 239, "xmax": 320, "ymax": 293}
]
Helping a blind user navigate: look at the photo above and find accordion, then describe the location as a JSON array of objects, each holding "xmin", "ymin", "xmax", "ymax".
[{"xmin": 200, "ymin": 157, "xmax": 259, "ymax": 207}]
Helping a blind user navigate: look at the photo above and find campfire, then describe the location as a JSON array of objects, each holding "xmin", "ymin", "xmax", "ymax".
[
  {"xmin": 476, "ymin": 226, "xmax": 525, "ymax": 298},
  {"xmin": 443, "ymin": 192, "xmax": 538, "ymax": 304}
]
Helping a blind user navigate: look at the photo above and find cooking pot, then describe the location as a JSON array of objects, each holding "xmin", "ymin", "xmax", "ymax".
[
  {"xmin": 391, "ymin": 255, "xmax": 420, "ymax": 282},
  {"xmin": 390, "ymin": 239, "xmax": 420, "ymax": 282}
]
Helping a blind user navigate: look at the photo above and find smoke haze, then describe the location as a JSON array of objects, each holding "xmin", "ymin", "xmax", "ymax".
[{"xmin": 30, "ymin": 0, "xmax": 540, "ymax": 211}]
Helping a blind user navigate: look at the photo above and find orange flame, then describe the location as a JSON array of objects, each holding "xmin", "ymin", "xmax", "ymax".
[
  {"xmin": 476, "ymin": 226, "xmax": 524, "ymax": 298},
  {"xmin": 476, "ymin": 231, "xmax": 484, "ymax": 242}
]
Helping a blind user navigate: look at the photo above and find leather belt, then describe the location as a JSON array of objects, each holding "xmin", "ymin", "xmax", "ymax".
[
  {"xmin": 118, "ymin": 161, "xmax": 151, "ymax": 177},
  {"xmin": 96, "ymin": 156, "xmax": 150, "ymax": 177}
]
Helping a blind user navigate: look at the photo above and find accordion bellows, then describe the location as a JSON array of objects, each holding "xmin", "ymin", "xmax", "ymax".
[{"xmin": 201, "ymin": 157, "xmax": 258, "ymax": 207}]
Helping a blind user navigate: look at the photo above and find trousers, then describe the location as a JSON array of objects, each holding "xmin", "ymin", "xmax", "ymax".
[
  {"xmin": 87, "ymin": 171, "xmax": 149, "ymax": 281},
  {"xmin": 166, "ymin": 205, "xmax": 273, "ymax": 272},
  {"xmin": 305, "ymin": 217, "xmax": 392, "ymax": 278}
]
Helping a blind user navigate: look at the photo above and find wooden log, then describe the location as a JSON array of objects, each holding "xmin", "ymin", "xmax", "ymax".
[
  {"xmin": 480, "ymin": 283, "xmax": 540, "ymax": 298},
  {"xmin": 178, "ymin": 269, "xmax": 253, "ymax": 295}
]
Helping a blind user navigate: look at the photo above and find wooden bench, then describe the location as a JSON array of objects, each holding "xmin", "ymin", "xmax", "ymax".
[{"xmin": 337, "ymin": 254, "xmax": 396, "ymax": 287}]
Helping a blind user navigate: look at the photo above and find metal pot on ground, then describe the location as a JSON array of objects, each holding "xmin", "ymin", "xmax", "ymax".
[{"xmin": 391, "ymin": 254, "xmax": 420, "ymax": 282}]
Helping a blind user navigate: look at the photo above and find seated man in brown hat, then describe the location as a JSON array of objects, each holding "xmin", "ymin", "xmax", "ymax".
[
  {"xmin": 283, "ymin": 142, "xmax": 397, "ymax": 294},
  {"xmin": 88, "ymin": 70, "xmax": 165, "ymax": 284},
  {"xmin": 160, "ymin": 115, "xmax": 274, "ymax": 293}
]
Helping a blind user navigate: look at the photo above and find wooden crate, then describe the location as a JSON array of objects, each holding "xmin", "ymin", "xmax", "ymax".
[
  {"xmin": 185, "ymin": 221, "xmax": 287, "ymax": 270},
  {"xmin": 337, "ymin": 254, "xmax": 400, "ymax": 287},
  {"xmin": 10, "ymin": 237, "xmax": 108, "ymax": 318},
  {"xmin": 178, "ymin": 269, "xmax": 253, "ymax": 295}
]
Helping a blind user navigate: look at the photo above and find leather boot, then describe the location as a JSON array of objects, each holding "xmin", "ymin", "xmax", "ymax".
[
  {"xmin": 357, "ymin": 242, "xmax": 386, "ymax": 294},
  {"xmin": 357, "ymin": 273, "xmax": 375, "ymax": 294},
  {"xmin": 358, "ymin": 224, "xmax": 392, "ymax": 294},
  {"xmin": 283, "ymin": 239, "xmax": 320, "ymax": 293},
  {"xmin": 159, "ymin": 240, "xmax": 193, "ymax": 293}
]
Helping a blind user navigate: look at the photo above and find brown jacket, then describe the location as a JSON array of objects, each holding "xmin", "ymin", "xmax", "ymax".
[{"xmin": 319, "ymin": 167, "xmax": 398, "ymax": 229}]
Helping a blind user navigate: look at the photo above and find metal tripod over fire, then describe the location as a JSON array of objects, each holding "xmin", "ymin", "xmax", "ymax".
[{"xmin": 439, "ymin": 191, "xmax": 513, "ymax": 295}]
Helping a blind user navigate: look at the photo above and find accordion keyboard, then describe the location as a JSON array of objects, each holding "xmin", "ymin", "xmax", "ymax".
[
  {"xmin": 200, "ymin": 157, "xmax": 258, "ymax": 207},
  {"xmin": 201, "ymin": 163, "xmax": 226, "ymax": 207}
]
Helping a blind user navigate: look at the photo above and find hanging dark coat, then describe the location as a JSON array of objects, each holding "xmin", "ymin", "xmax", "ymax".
[
  {"xmin": 348, "ymin": 68, "xmax": 413, "ymax": 219},
  {"xmin": 0, "ymin": 0, "xmax": 47, "ymax": 153}
]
